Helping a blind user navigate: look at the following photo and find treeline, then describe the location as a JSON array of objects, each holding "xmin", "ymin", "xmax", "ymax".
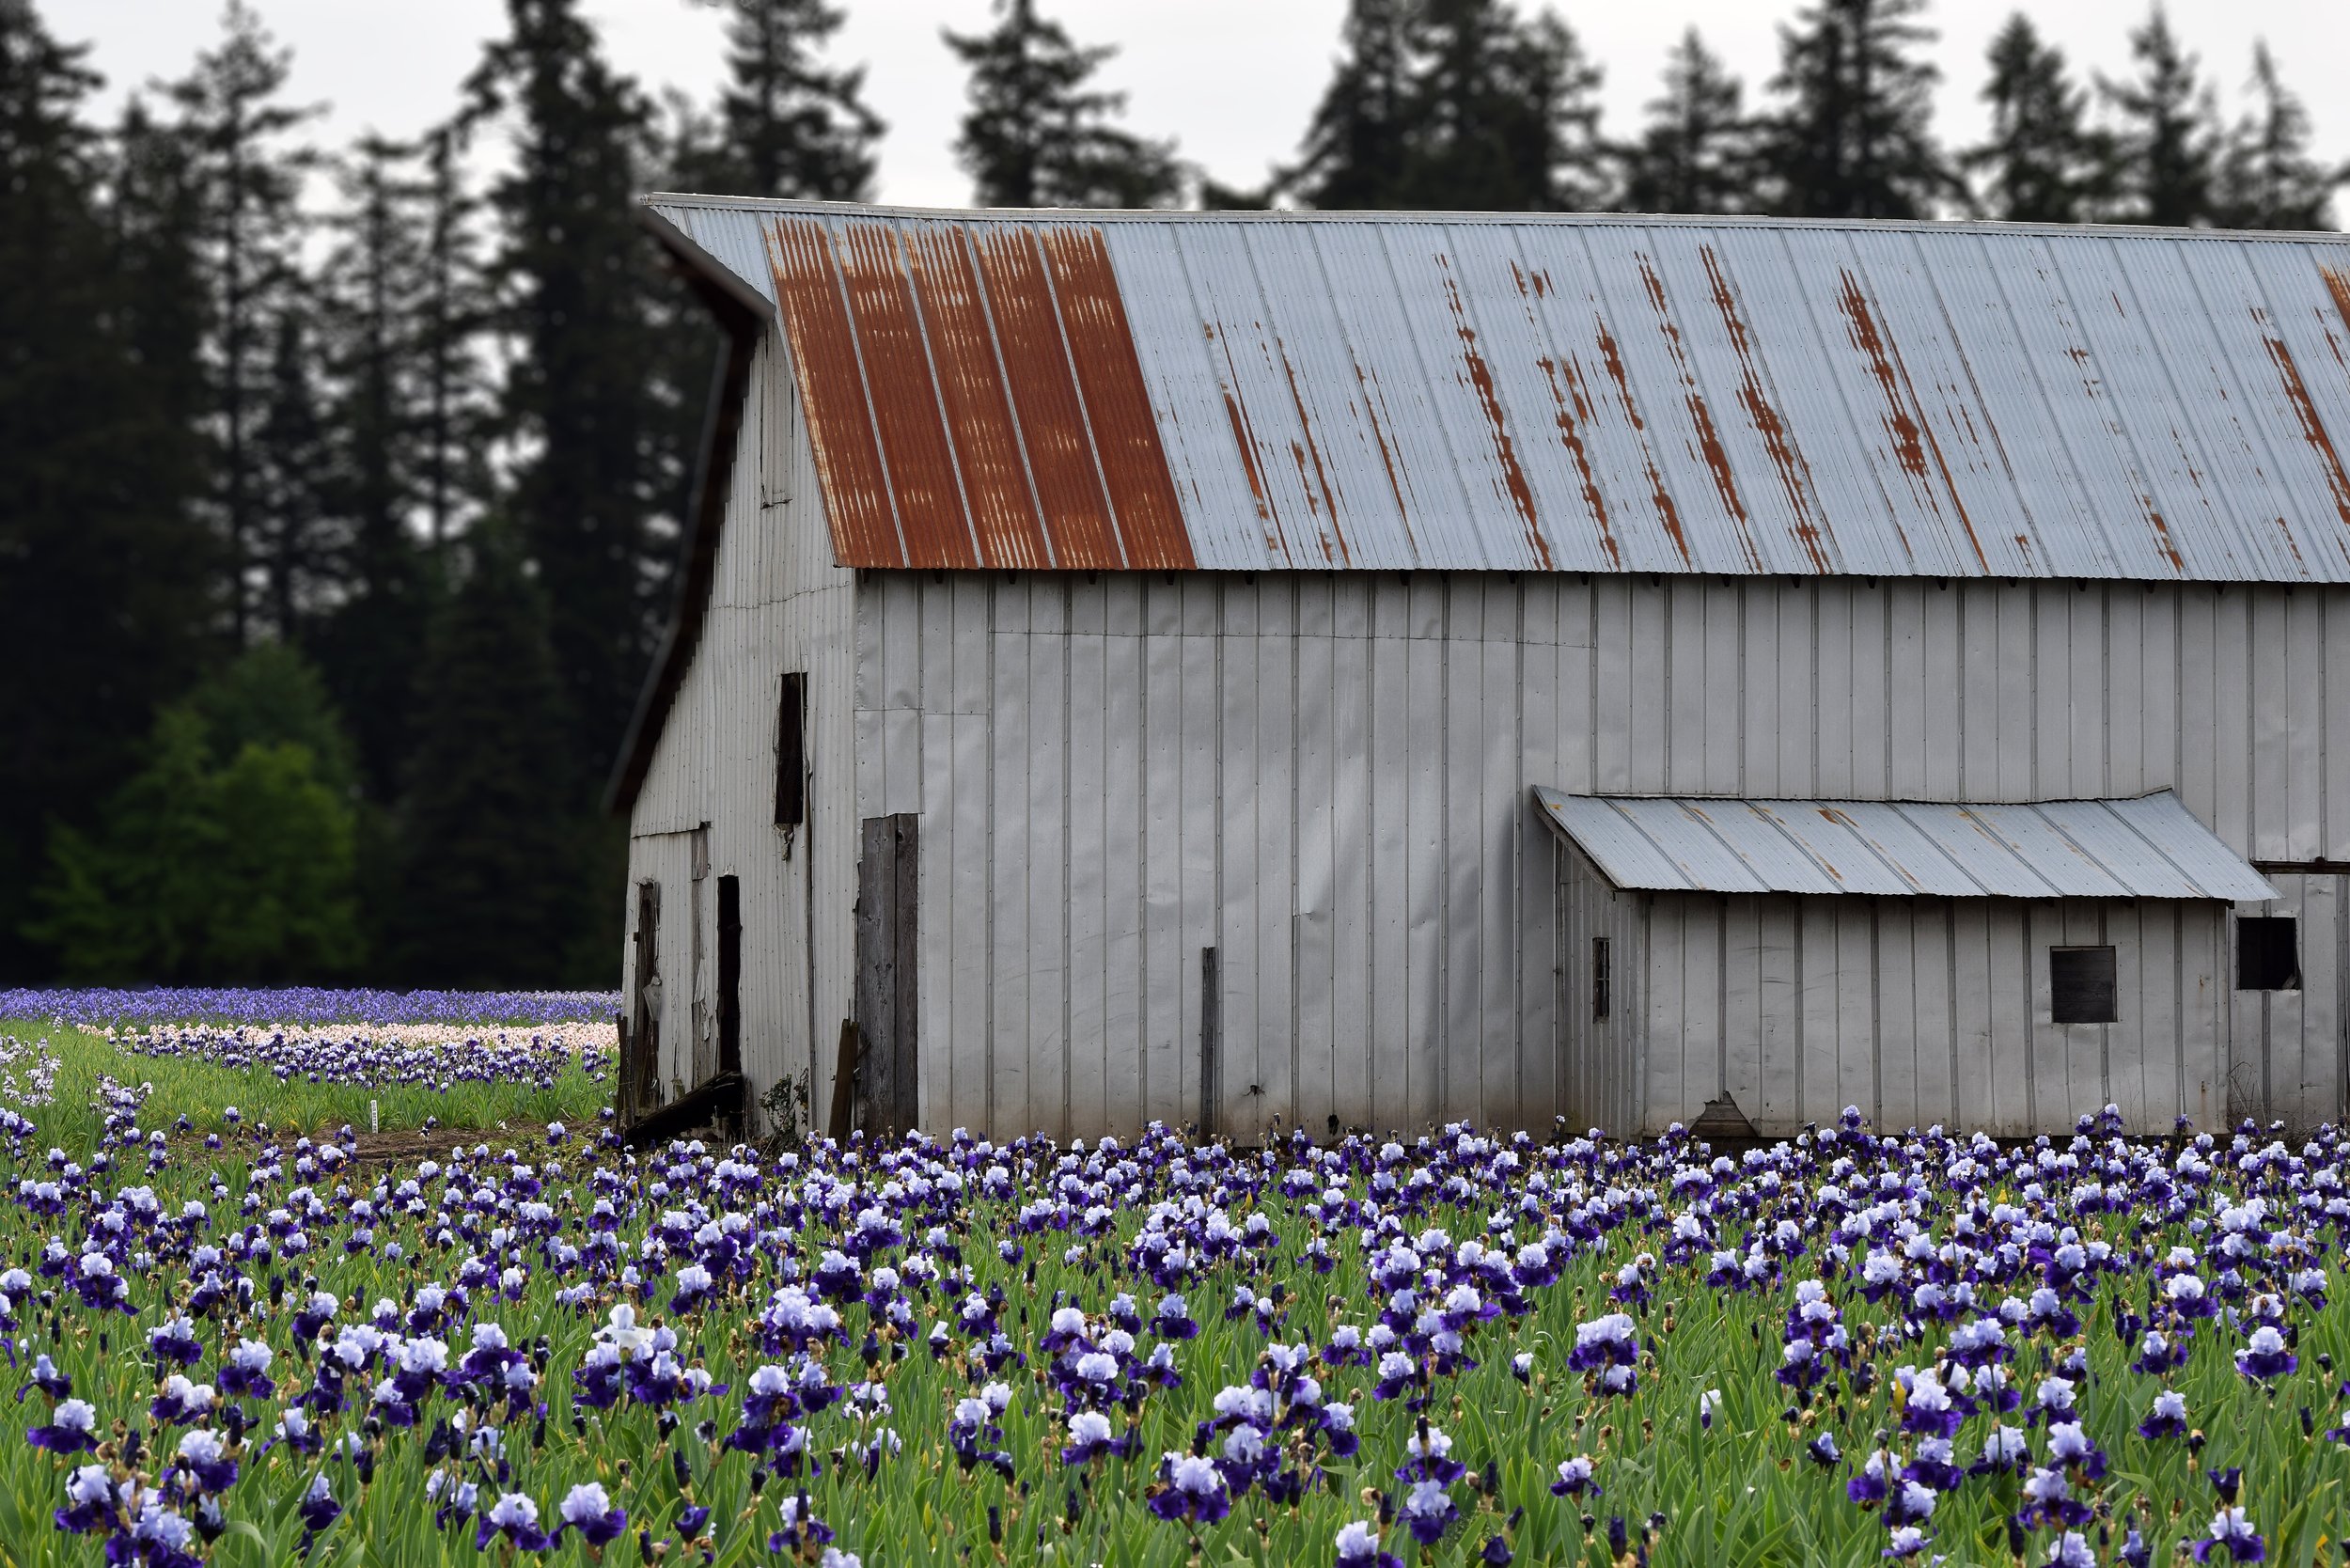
[{"xmin": 1, "ymin": 0, "xmax": 2341, "ymax": 990}]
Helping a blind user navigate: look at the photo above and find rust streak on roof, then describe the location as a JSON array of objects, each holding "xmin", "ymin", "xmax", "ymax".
[
  {"xmin": 901, "ymin": 226, "xmax": 1053, "ymax": 570},
  {"xmin": 1036, "ymin": 227, "xmax": 1195, "ymax": 572},
  {"xmin": 2323, "ymin": 265, "xmax": 2350, "ymax": 337},
  {"xmin": 834, "ymin": 224, "xmax": 978, "ymax": 568},
  {"xmin": 967, "ymin": 227, "xmax": 1121, "ymax": 568},
  {"xmin": 1439, "ymin": 255, "xmax": 1551, "ymax": 568},
  {"xmin": 765, "ymin": 217, "xmax": 902, "ymax": 566},
  {"xmin": 1837, "ymin": 268, "xmax": 1985, "ymax": 571},
  {"xmin": 2260, "ymin": 325, "xmax": 2350, "ymax": 541},
  {"xmin": 2138, "ymin": 494, "xmax": 2186, "ymax": 572},
  {"xmin": 1516, "ymin": 268, "xmax": 1618, "ymax": 567},
  {"xmin": 1638, "ymin": 252, "xmax": 1760, "ymax": 571},
  {"xmin": 1702, "ymin": 246, "xmax": 1831, "ymax": 572},
  {"xmin": 1534, "ymin": 353, "xmax": 1621, "ymax": 568},
  {"xmin": 1272, "ymin": 334, "xmax": 1346, "ymax": 562},
  {"xmin": 1351, "ymin": 354, "xmax": 1417, "ymax": 554},
  {"xmin": 1590, "ymin": 315, "xmax": 1690, "ymax": 564}
]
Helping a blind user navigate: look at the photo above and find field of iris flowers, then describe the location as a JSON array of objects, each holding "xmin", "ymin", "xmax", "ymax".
[{"xmin": 2, "ymin": 992, "xmax": 2346, "ymax": 1566}]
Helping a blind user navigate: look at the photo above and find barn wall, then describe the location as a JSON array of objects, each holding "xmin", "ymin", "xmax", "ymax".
[
  {"xmin": 624, "ymin": 336, "xmax": 859, "ymax": 1133},
  {"xmin": 1553, "ymin": 839, "xmax": 1644, "ymax": 1136},
  {"xmin": 1641, "ymin": 894, "xmax": 2230, "ymax": 1138},
  {"xmin": 854, "ymin": 571, "xmax": 2349, "ymax": 1140}
]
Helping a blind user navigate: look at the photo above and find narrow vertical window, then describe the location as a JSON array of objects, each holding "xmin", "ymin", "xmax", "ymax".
[
  {"xmin": 775, "ymin": 671, "xmax": 807, "ymax": 826},
  {"xmin": 1592, "ymin": 936, "xmax": 1611, "ymax": 1020},
  {"xmin": 716, "ymin": 874, "xmax": 742, "ymax": 1075},
  {"xmin": 2236, "ymin": 917, "xmax": 2300, "ymax": 991},
  {"xmin": 2049, "ymin": 946, "xmax": 2118, "ymax": 1024}
]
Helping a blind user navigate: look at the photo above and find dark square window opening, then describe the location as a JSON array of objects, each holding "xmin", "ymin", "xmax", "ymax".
[
  {"xmin": 2049, "ymin": 945, "xmax": 2117, "ymax": 1025},
  {"xmin": 1591, "ymin": 936, "xmax": 1611, "ymax": 1020},
  {"xmin": 2237, "ymin": 916, "xmax": 2300, "ymax": 991}
]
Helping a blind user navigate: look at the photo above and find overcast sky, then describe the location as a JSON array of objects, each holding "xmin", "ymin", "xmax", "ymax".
[{"xmin": 64, "ymin": 0, "xmax": 2350, "ymax": 210}]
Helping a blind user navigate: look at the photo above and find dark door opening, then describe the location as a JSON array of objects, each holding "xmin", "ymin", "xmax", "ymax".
[{"xmin": 717, "ymin": 875, "xmax": 742, "ymax": 1075}]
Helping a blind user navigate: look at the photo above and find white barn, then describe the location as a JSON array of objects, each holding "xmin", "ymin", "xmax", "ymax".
[{"xmin": 610, "ymin": 196, "xmax": 2350, "ymax": 1143}]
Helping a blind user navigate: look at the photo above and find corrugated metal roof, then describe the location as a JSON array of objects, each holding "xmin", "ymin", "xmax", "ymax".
[
  {"xmin": 645, "ymin": 196, "xmax": 2350, "ymax": 580},
  {"xmin": 1533, "ymin": 788, "xmax": 2279, "ymax": 901}
]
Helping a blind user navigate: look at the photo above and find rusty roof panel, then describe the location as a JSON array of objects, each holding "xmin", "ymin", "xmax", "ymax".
[
  {"xmin": 832, "ymin": 223, "xmax": 979, "ymax": 568},
  {"xmin": 764, "ymin": 217, "xmax": 904, "ymax": 567},
  {"xmin": 900, "ymin": 225, "xmax": 1054, "ymax": 570},
  {"xmin": 654, "ymin": 196, "xmax": 2350, "ymax": 580},
  {"xmin": 1036, "ymin": 227, "xmax": 1196, "ymax": 572}
]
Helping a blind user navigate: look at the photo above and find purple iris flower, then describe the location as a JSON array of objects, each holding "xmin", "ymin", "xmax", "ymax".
[
  {"xmin": 475, "ymin": 1492, "xmax": 553, "ymax": 1552},
  {"xmin": 1148, "ymin": 1452, "xmax": 1231, "ymax": 1527},
  {"xmin": 556, "ymin": 1482, "xmax": 628, "ymax": 1547},
  {"xmin": 1333, "ymin": 1520, "xmax": 1405, "ymax": 1568},
  {"xmin": 26, "ymin": 1397, "xmax": 97, "ymax": 1453}
]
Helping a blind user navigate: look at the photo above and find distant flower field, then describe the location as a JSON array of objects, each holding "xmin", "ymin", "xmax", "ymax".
[
  {"xmin": 0, "ymin": 989, "xmax": 2343, "ymax": 1565},
  {"xmin": 0, "ymin": 988, "xmax": 621, "ymax": 1029}
]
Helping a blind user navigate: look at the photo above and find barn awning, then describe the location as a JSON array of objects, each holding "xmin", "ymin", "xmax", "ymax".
[{"xmin": 1532, "ymin": 789, "xmax": 2276, "ymax": 902}]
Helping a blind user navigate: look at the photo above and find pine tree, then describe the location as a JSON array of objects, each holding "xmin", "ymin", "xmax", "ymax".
[
  {"xmin": 164, "ymin": 0, "xmax": 321, "ymax": 646},
  {"xmin": 2214, "ymin": 43, "xmax": 2343, "ymax": 230},
  {"xmin": 253, "ymin": 305, "xmax": 336, "ymax": 641},
  {"xmin": 1963, "ymin": 15, "xmax": 2111, "ymax": 224},
  {"xmin": 464, "ymin": 0, "xmax": 676, "ymax": 776},
  {"xmin": 685, "ymin": 0, "xmax": 882, "ymax": 199},
  {"xmin": 1759, "ymin": 0, "xmax": 1955, "ymax": 220},
  {"xmin": 310, "ymin": 133, "xmax": 438, "ymax": 801},
  {"xmin": 415, "ymin": 124, "xmax": 492, "ymax": 552},
  {"xmin": 2097, "ymin": 7, "xmax": 2221, "ymax": 227},
  {"xmin": 394, "ymin": 527, "xmax": 578, "ymax": 987},
  {"xmin": 1619, "ymin": 28, "xmax": 1754, "ymax": 214},
  {"xmin": 1401, "ymin": 0, "xmax": 1605, "ymax": 211},
  {"xmin": 0, "ymin": 2, "xmax": 212, "ymax": 980},
  {"xmin": 945, "ymin": 0, "xmax": 1183, "ymax": 208},
  {"xmin": 1291, "ymin": 0, "xmax": 1418, "ymax": 209}
]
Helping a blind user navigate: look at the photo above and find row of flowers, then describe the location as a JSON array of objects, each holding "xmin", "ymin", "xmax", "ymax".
[{"xmin": 7, "ymin": 1092, "xmax": 2344, "ymax": 1563}]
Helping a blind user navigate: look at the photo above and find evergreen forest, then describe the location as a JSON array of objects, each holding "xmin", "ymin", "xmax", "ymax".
[{"xmin": 3, "ymin": 0, "xmax": 2341, "ymax": 988}]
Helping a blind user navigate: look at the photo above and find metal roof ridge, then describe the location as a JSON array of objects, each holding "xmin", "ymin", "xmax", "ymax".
[{"xmin": 639, "ymin": 194, "xmax": 2350, "ymax": 244}]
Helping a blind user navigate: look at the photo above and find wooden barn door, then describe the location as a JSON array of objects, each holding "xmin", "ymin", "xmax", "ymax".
[
  {"xmin": 856, "ymin": 814, "xmax": 920, "ymax": 1137},
  {"xmin": 628, "ymin": 881, "xmax": 661, "ymax": 1116}
]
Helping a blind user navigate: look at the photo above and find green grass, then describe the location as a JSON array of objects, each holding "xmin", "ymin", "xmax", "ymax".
[{"xmin": 0, "ymin": 1020, "xmax": 610, "ymax": 1151}]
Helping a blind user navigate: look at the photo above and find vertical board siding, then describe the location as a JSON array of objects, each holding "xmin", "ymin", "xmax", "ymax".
[
  {"xmin": 626, "ymin": 337, "xmax": 859, "ymax": 1137},
  {"xmin": 638, "ymin": 349, "xmax": 2349, "ymax": 1139},
  {"xmin": 838, "ymin": 571, "xmax": 2346, "ymax": 1141}
]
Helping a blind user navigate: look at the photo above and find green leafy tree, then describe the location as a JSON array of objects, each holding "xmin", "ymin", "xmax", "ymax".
[
  {"xmin": 0, "ymin": 1, "xmax": 212, "ymax": 980},
  {"xmin": 393, "ymin": 528, "xmax": 581, "ymax": 987},
  {"xmin": 2214, "ymin": 43, "xmax": 2343, "ymax": 230},
  {"xmin": 2097, "ymin": 7, "xmax": 2222, "ymax": 227},
  {"xmin": 1619, "ymin": 28, "xmax": 1755, "ymax": 214},
  {"xmin": 25, "ymin": 649, "xmax": 364, "ymax": 984},
  {"xmin": 1963, "ymin": 14, "xmax": 2113, "ymax": 223},
  {"xmin": 945, "ymin": 0, "xmax": 1182, "ymax": 208},
  {"xmin": 683, "ymin": 0, "xmax": 882, "ymax": 199},
  {"xmin": 1759, "ymin": 0, "xmax": 1956, "ymax": 219}
]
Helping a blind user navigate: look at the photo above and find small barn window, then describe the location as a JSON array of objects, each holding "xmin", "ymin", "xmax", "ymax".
[
  {"xmin": 1592, "ymin": 936, "xmax": 1611, "ymax": 1020},
  {"xmin": 775, "ymin": 672, "xmax": 807, "ymax": 826},
  {"xmin": 2049, "ymin": 946, "xmax": 2117, "ymax": 1024},
  {"xmin": 2237, "ymin": 917, "xmax": 2301, "ymax": 991}
]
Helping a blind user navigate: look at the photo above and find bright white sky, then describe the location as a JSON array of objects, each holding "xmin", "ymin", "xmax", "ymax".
[{"xmin": 64, "ymin": 0, "xmax": 2350, "ymax": 209}]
